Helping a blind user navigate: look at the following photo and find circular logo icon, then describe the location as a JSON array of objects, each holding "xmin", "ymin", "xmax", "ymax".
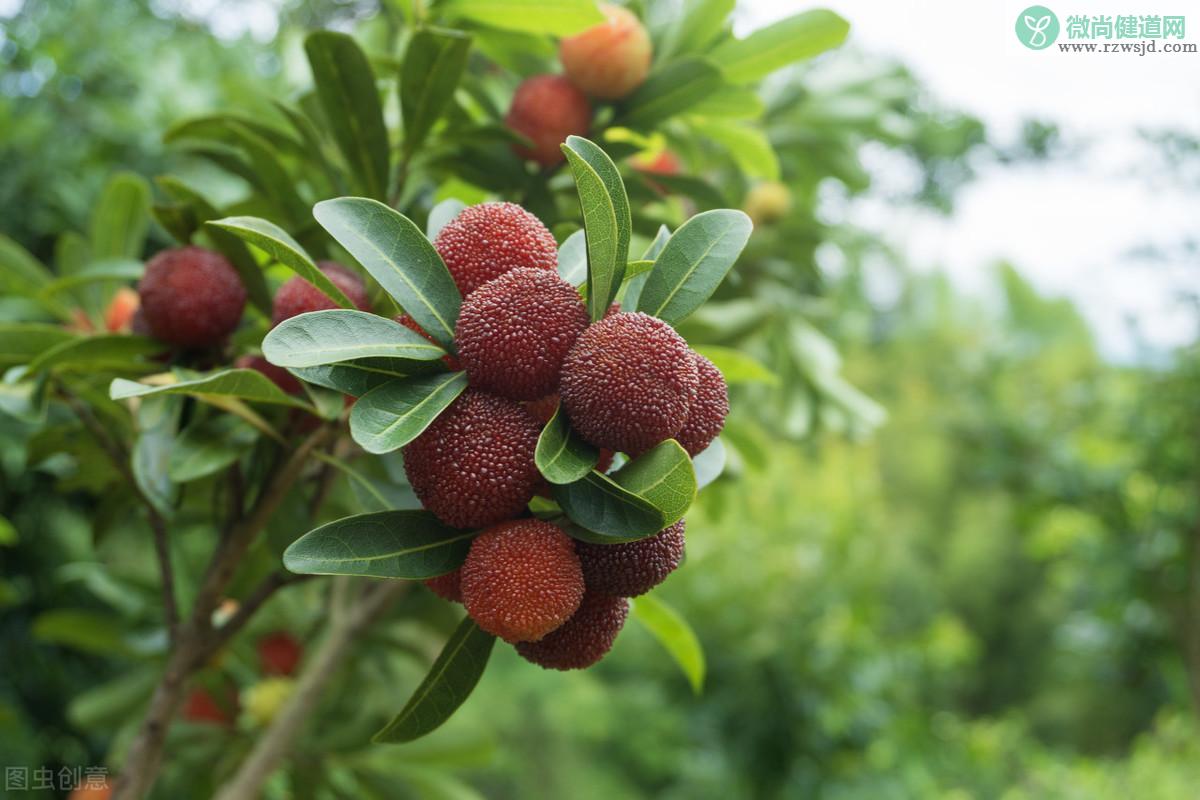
[{"xmin": 1016, "ymin": 6, "xmax": 1059, "ymax": 49}]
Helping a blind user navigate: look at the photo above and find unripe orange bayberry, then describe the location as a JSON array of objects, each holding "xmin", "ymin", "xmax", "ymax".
[
  {"xmin": 675, "ymin": 352, "xmax": 729, "ymax": 456},
  {"xmin": 235, "ymin": 354, "xmax": 302, "ymax": 395},
  {"xmin": 402, "ymin": 390, "xmax": 542, "ymax": 529},
  {"xmin": 560, "ymin": 4, "xmax": 652, "ymax": 100},
  {"xmin": 434, "ymin": 202, "xmax": 559, "ymax": 297},
  {"xmin": 575, "ymin": 520, "xmax": 686, "ymax": 597},
  {"xmin": 456, "ymin": 268, "xmax": 590, "ymax": 401},
  {"xmin": 424, "ymin": 568, "xmax": 463, "ymax": 603},
  {"xmin": 272, "ymin": 261, "xmax": 370, "ymax": 324},
  {"xmin": 516, "ymin": 591, "xmax": 629, "ymax": 670},
  {"xmin": 68, "ymin": 782, "xmax": 112, "ymax": 800},
  {"xmin": 505, "ymin": 75, "xmax": 591, "ymax": 167},
  {"xmin": 395, "ymin": 313, "xmax": 462, "ymax": 370},
  {"xmin": 560, "ymin": 311, "xmax": 699, "ymax": 454},
  {"xmin": 461, "ymin": 519, "xmax": 585, "ymax": 643},
  {"xmin": 257, "ymin": 631, "xmax": 303, "ymax": 676},
  {"xmin": 744, "ymin": 181, "xmax": 792, "ymax": 225},
  {"xmin": 104, "ymin": 287, "xmax": 140, "ymax": 333},
  {"xmin": 138, "ymin": 246, "xmax": 246, "ymax": 348}
]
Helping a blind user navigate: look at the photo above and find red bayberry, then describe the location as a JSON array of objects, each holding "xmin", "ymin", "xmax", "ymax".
[
  {"xmin": 183, "ymin": 687, "xmax": 236, "ymax": 726},
  {"xmin": 272, "ymin": 261, "xmax": 370, "ymax": 324},
  {"xmin": 505, "ymin": 75, "xmax": 591, "ymax": 167},
  {"xmin": 575, "ymin": 520, "xmax": 686, "ymax": 597},
  {"xmin": 257, "ymin": 631, "xmax": 303, "ymax": 676},
  {"xmin": 138, "ymin": 246, "xmax": 246, "ymax": 348},
  {"xmin": 455, "ymin": 268, "xmax": 589, "ymax": 401},
  {"xmin": 559, "ymin": 4, "xmax": 652, "ymax": 99},
  {"xmin": 424, "ymin": 568, "xmax": 463, "ymax": 603},
  {"xmin": 402, "ymin": 390, "xmax": 542, "ymax": 529},
  {"xmin": 560, "ymin": 312, "xmax": 698, "ymax": 454},
  {"xmin": 433, "ymin": 202, "xmax": 559, "ymax": 297},
  {"xmin": 461, "ymin": 519, "xmax": 584, "ymax": 643},
  {"xmin": 675, "ymin": 352, "xmax": 728, "ymax": 456},
  {"xmin": 516, "ymin": 591, "xmax": 629, "ymax": 670}
]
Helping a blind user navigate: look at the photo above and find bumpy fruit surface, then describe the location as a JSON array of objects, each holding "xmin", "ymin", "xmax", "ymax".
[
  {"xmin": 505, "ymin": 75, "xmax": 591, "ymax": 167},
  {"xmin": 461, "ymin": 519, "xmax": 585, "ymax": 643},
  {"xmin": 272, "ymin": 261, "xmax": 370, "ymax": 324},
  {"xmin": 575, "ymin": 520, "xmax": 686, "ymax": 597},
  {"xmin": 434, "ymin": 202, "xmax": 559, "ymax": 297},
  {"xmin": 744, "ymin": 181, "xmax": 792, "ymax": 225},
  {"xmin": 456, "ymin": 268, "xmax": 590, "ymax": 401},
  {"xmin": 236, "ymin": 354, "xmax": 302, "ymax": 395},
  {"xmin": 560, "ymin": 312, "xmax": 698, "ymax": 454},
  {"xmin": 257, "ymin": 631, "xmax": 303, "ymax": 676},
  {"xmin": 104, "ymin": 287, "xmax": 140, "ymax": 332},
  {"xmin": 424, "ymin": 568, "xmax": 463, "ymax": 603},
  {"xmin": 402, "ymin": 391, "xmax": 542, "ymax": 529},
  {"xmin": 675, "ymin": 352, "xmax": 729, "ymax": 456},
  {"xmin": 559, "ymin": 4, "xmax": 652, "ymax": 99},
  {"xmin": 138, "ymin": 246, "xmax": 246, "ymax": 348},
  {"xmin": 516, "ymin": 591, "xmax": 629, "ymax": 670}
]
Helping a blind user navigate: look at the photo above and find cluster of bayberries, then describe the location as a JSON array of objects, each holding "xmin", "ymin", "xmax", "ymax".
[
  {"xmin": 127, "ymin": 199, "xmax": 727, "ymax": 671},
  {"xmin": 507, "ymin": 3, "xmax": 651, "ymax": 167}
]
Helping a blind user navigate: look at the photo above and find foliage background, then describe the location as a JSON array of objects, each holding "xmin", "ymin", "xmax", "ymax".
[{"xmin": 1, "ymin": 0, "xmax": 1199, "ymax": 798}]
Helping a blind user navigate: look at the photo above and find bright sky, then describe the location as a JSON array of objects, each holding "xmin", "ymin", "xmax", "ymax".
[{"xmin": 743, "ymin": 0, "xmax": 1200, "ymax": 361}]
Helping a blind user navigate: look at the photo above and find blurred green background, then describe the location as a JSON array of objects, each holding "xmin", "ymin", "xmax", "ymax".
[{"xmin": 2, "ymin": 1, "xmax": 1199, "ymax": 798}]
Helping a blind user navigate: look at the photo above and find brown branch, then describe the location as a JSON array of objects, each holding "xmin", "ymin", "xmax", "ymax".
[{"xmin": 197, "ymin": 572, "xmax": 314, "ymax": 666}]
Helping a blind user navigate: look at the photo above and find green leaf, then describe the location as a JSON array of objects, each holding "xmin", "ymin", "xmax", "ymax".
[
  {"xmin": 691, "ymin": 437, "xmax": 726, "ymax": 489},
  {"xmin": 0, "ymin": 234, "xmax": 54, "ymax": 295},
  {"xmin": 0, "ymin": 324, "xmax": 75, "ymax": 366},
  {"xmin": 709, "ymin": 9, "xmax": 849, "ymax": 83},
  {"xmin": 694, "ymin": 345, "xmax": 778, "ymax": 385},
  {"xmin": 535, "ymin": 403, "xmax": 599, "ymax": 485},
  {"xmin": 37, "ymin": 259, "xmax": 144, "ymax": 299},
  {"xmin": 305, "ymin": 31, "xmax": 390, "ymax": 200},
  {"xmin": 208, "ymin": 216, "xmax": 356, "ymax": 309},
  {"xmin": 611, "ymin": 440, "xmax": 696, "ymax": 528},
  {"xmin": 314, "ymin": 198, "xmax": 461, "ymax": 348},
  {"xmin": 561, "ymin": 136, "xmax": 631, "ymax": 321},
  {"xmin": 689, "ymin": 84, "xmax": 765, "ymax": 119},
  {"xmin": 373, "ymin": 616, "xmax": 496, "ymax": 744},
  {"xmin": 441, "ymin": 0, "xmax": 603, "ymax": 35},
  {"xmin": 557, "ymin": 229, "xmax": 587, "ymax": 287},
  {"xmin": 619, "ymin": 58, "xmax": 723, "ymax": 130},
  {"xmin": 637, "ymin": 209, "xmax": 752, "ymax": 324},
  {"xmin": 700, "ymin": 120, "xmax": 779, "ymax": 180},
  {"xmin": 27, "ymin": 335, "xmax": 161, "ymax": 376},
  {"xmin": 659, "ymin": 0, "xmax": 735, "ymax": 60},
  {"xmin": 288, "ymin": 359, "xmax": 416, "ymax": 398},
  {"xmin": 264, "ymin": 309, "xmax": 446, "ymax": 368},
  {"xmin": 90, "ymin": 172, "xmax": 150, "ymax": 259},
  {"xmin": 32, "ymin": 609, "xmax": 138, "ymax": 657},
  {"xmin": 349, "ymin": 372, "xmax": 468, "ymax": 454},
  {"xmin": 632, "ymin": 594, "xmax": 705, "ymax": 693},
  {"xmin": 164, "ymin": 113, "xmax": 302, "ymax": 155},
  {"xmin": 225, "ymin": 121, "xmax": 308, "ymax": 224},
  {"xmin": 283, "ymin": 510, "xmax": 474, "ymax": 577},
  {"xmin": 402, "ymin": 28, "xmax": 472, "ymax": 157},
  {"xmin": 427, "ymin": 199, "xmax": 467, "ymax": 241},
  {"xmin": 168, "ymin": 415, "xmax": 258, "ymax": 482},
  {"xmin": 110, "ymin": 369, "xmax": 314, "ymax": 409},
  {"xmin": 133, "ymin": 395, "xmax": 180, "ymax": 515}
]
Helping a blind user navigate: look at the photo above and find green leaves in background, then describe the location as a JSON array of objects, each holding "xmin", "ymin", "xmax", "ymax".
[
  {"xmin": 26, "ymin": 335, "xmax": 161, "ymax": 376},
  {"xmin": 373, "ymin": 616, "xmax": 496, "ymax": 744},
  {"xmin": 208, "ymin": 216, "xmax": 356, "ymax": 309},
  {"xmin": 441, "ymin": 0, "xmax": 603, "ymax": 36},
  {"xmin": 0, "ymin": 323, "xmax": 74, "ymax": 368},
  {"xmin": 283, "ymin": 510, "xmax": 474, "ymax": 578},
  {"xmin": 694, "ymin": 345, "xmax": 778, "ymax": 385},
  {"xmin": 557, "ymin": 229, "xmax": 587, "ymax": 287},
  {"xmin": 314, "ymin": 198, "xmax": 461, "ymax": 348},
  {"xmin": 90, "ymin": 172, "xmax": 149, "ymax": 259},
  {"xmin": 349, "ymin": 372, "xmax": 468, "ymax": 454},
  {"xmin": 426, "ymin": 198, "xmax": 466, "ymax": 241},
  {"xmin": 637, "ymin": 209, "xmax": 752, "ymax": 324},
  {"xmin": 168, "ymin": 415, "xmax": 258, "ymax": 483},
  {"xmin": 701, "ymin": 119, "xmax": 780, "ymax": 181},
  {"xmin": 402, "ymin": 29, "xmax": 471, "ymax": 157},
  {"xmin": 691, "ymin": 437, "xmax": 726, "ymax": 489},
  {"xmin": 709, "ymin": 9, "xmax": 850, "ymax": 84},
  {"xmin": 110, "ymin": 369, "xmax": 314, "ymax": 409},
  {"xmin": 264, "ymin": 309, "xmax": 446, "ymax": 368},
  {"xmin": 555, "ymin": 441, "xmax": 696, "ymax": 541},
  {"xmin": 620, "ymin": 58, "xmax": 723, "ymax": 130},
  {"xmin": 534, "ymin": 404, "xmax": 599, "ymax": 485},
  {"xmin": 305, "ymin": 31, "xmax": 390, "ymax": 200},
  {"xmin": 561, "ymin": 136, "xmax": 631, "ymax": 321},
  {"xmin": 631, "ymin": 594, "xmax": 706, "ymax": 694},
  {"xmin": 0, "ymin": 235, "xmax": 54, "ymax": 297}
]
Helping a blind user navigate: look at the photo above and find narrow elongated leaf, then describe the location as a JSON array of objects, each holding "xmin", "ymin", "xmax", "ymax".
[
  {"xmin": 164, "ymin": 113, "xmax": 302, "ymax": 155},
  {"xmin": 619, "ymin": 57, "xmax": 724, "ymax": 130},
  {"xmin": 314, "ymin": 198, "xmax": 461, "ymax": 347},
  {"xmin": 264, "ymin": 310, "xmax": 445, "ymax": 368},
  {"xmin": 90, "ymin": 172, "xmax": 150, "ymax": 259},
  {"xmin": 349, "ymin": 372, "xmax": 467, "ymax": 454},
  {"xmin": 305, "ymin": 31, "xmax": 390, "ymax": 200},
  {"xmin": 535, "ymin": 404, "xmax": 598, "ymax": 485},
  {"xmin": 701, "ymin": 120, "xmax": 780, "ymax": 180},
  {"xmin": 37, "ymin": 259, "xmax": 144, "ymax": 298},
  {"xmin": 426, "ymin": 198, "xmax": 466, "ymax": 241},
  {"xmin": 132, "ymin": 395, "xmax": 180, "ymax": 515},
  {"xmin": 690, "ymin": 84, "xmax": 765, "ymax": 119},
  {"xmin": 110, "ymin": 369, "xmax": 313, "ymax": 409},
  {"xmin": 27, "ymin": 335, "xmax": 161, "ymax": 375},
  {"xmin": 226, "ymin": 121, "xmax": 308, "ymax": 224},
  {"xmin": 402, "ymin": 29, "xmax": 472, "ymax": 157},
  {"xmin": 557, "ymin": 229, "xmax": 587, "ymax": 286},
  {"xmin": 561, "ymin": 136, "xmax": 631, "ymax": 320},
  {"xmin": 632, "ymin": 594, "xmax": 705, "ymax": 693},
  {"xmin": 441, "ymin": 0, "xmax": 603, "ymax": 35},
  {"xmin": 0, "ymin": 324, "xmax": 75, "ymax": 365},
  {"xmin": 0, "ymin": 234, "xmax": 54, "ymax": 294},
  {"xmin": 168, "ymin": 415, "xmax": 257, "ymax": 482},
  {"xmin": 709, "ymin": 9, "xmax": 849, "ymax": 83},
  {"xmin": 694, "ymin": 345, "xmax": 777, "ymax": 385},
  {"xmin": 208, "ymin": 216, "xmax": 355, "ymax": 309},
  {"xmin": 657, "ymin": 0, "xmax": 734, "ymax": 62},
  {"xmin": 283, "ymin": 510, "xmax": 474, "ymax": 578},
  {"xmin": 637, "ymin": 209, "xmax": 752, "ymax": 324},
  {"xmin": 288, "ymin": 359, "xmax": 415, "ymax": 397},
  {"xmin": 373, "ymin": 616, "xmax": 496, "ymax": 744}
]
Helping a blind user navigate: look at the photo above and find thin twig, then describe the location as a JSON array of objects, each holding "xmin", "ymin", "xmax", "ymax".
[{"xmin": 197, "ymin": 572, "xmax": 314, "ymax": 666}]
